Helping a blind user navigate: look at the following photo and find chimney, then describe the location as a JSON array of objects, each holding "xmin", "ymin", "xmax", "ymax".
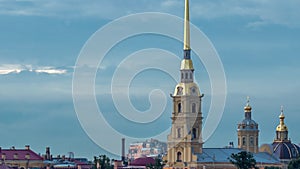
[
  {"xmin": 46, "ymin": 147, "xmax": 51, "ymax": 160},
  {"xmin": 25, "ymin": 145, "xmax": 30, "ymax": 150},
  {"xmin": 122, "ymin": 138, "xmax": 125, "ymax": 161}
]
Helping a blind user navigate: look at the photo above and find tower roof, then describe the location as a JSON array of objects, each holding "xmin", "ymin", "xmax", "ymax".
[
  {"xmin": 183, "ymin": 0, "xmax": 190, "ymax": 51},
  {"xmin": 276, "ymin": 106, "xmax": 288, "ymax": 132},
  {"xmin": 238, "ymin": 97, "xmax": 258, "ymax": 130}
]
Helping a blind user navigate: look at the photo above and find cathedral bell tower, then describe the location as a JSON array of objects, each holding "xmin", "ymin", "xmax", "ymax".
[
  {"xmin": 237, "ymin": 97, "xmax": 259, "ymax": 153},
  {"xmin": 166, "ymin": 0, "xmax": 204, "ymax": 168}
]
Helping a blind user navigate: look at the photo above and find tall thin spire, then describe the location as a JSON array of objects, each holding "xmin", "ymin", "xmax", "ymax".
[{"xmin": 184, "ymin": 0, "xmax": 191, "ymax": 59}]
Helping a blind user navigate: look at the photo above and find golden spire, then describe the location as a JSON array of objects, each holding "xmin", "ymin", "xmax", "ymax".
[
  {"xmin": 244, "ymin": 96, "xmax": 252, "ymax": 112},
  {"xmin": 184, "ymin": 0, "xmax": 191, "ymax": 51},
  {"xmin": 276, "ymin": 106, "xmax": 288, "ymax": 132}
]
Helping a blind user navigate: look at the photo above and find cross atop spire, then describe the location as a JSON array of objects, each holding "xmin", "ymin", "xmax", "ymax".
[
  {"xmin": 246, "ymin": 96, "xmax": 250, "ymax": 106},
  {"xmin": 183, "ymin": 0, "xmax": 191, "ymax": 59}
]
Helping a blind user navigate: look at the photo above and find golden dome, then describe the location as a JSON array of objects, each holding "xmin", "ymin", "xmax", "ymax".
[
  {"xmin": 180, "ymin": 59, "xmax": 194, "ymax": 70},
  {"xmin": 276, "ymin": 124, "xmax": 288, "ymax": 132},
  {"xmin": 244, "ymin": 105, "xmax": 252, "ymax": 112},
  {"xmin": 276, "ymin": 109, "xmax": 288, "ymax": 132},
  {"xmin": 244, "ymin": 96, "xmax": 252, "ymax": 112}
]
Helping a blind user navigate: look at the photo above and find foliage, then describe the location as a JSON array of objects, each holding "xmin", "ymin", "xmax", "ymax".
[
  {"xmin": 228, "ymin": 151, "xmax": 258, "ymax": 169},
  {"xmin": 288, "ymin": 157, "xmax": 300, "ymax": 169},
  {"xmin": 93, "ymin": 155, "xmax": 113, "ymax": 169},
  {"xmin": 146, "ymin": 158, "xmax": 164, "ymax": 169},
  {"xmin": 265, "ymin": 167, "xmax": 281, "ymax": 169}
]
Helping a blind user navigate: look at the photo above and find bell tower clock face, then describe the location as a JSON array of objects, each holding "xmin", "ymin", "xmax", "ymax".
[{"xmin": 190, "ymin": 87, "xmax": 197, "ymax": 95}]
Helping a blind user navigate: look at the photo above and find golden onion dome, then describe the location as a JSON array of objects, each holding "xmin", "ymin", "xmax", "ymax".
[
  {"xmin": 244, "ymin": 105, "xmax": 252, "ymax": 112},
  {"xmin": 276, "ymin": 108, "xmax": 288, "ymax": 132}
]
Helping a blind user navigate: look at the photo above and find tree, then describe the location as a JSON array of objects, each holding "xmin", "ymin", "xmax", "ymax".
[
  {"xmin": 265, "ymin": 167, "xmax": 281, "ymax": 169},
  {"xmin": 228, "ymin": 151, "xmax": 258, "ymax": 169},
  {"xmin": 146, "ymin": 158, "xmax": 164, "ymax": 169},
  {"xmin": 93, "ymin": 155, "xmax": 113, "ymax": 169},
  {"xmin": 288, "ymin": 157, "xmax": 300, "ymax": 169}
]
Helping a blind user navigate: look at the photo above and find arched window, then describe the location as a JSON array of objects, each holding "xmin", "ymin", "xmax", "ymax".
[
  {"xmin": 177, "ymin": 152, "xmax": 182, "ymax": 162},
  {"xmin": 242, "ymin": 137, "xmax": 246, "ymax": 146},
  {"xmin": 178, "ymin": 103, "xmax": 182, "ymax": 113},
  {"xmin": 250, "ymin": 137, "xmax": 254, "ymax": 146},
  {"xmin": 192, "ymin": 128, "xmax": 197, "ymax": 139},
  {"xmin": 177, "ymin": 128, "xmax": 181, "ymax": 138},
  {"xmin": 192, "ymin": 103, "xmax": 196, "ymax": 113}
]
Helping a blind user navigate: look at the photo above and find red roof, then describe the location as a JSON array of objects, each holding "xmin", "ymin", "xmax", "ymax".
[
  {"xmin": 0, "ymin": 148, "xmax": 43, "ymax": 161},
  {"xmin": 130, "ymin": 157, "xmax": 155, "ymax": 166}
]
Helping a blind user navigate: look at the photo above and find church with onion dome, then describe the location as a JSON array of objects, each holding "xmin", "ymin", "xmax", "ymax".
[{"xmin": 260, "ymin": 107, "xmax": 300, "ymax": 165}]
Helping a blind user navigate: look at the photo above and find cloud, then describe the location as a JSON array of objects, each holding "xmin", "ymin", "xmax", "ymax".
[
  {"xmin": 0, "ymin": 64, "xmax": 68, "ymax": 75},
  {"xmin": 0, "ymin": 64, "xmax": 26, "ymax": 75},
  {"xmin": 35, "ymin": 67, "xmax": 67, "ymax": 75}
]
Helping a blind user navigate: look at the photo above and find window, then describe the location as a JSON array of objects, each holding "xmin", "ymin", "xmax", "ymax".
[
  {"xmin": 177, "ymin": 128, "xmax": 181, "ymax": 138},
  {"xmin": 178, "ymin": 103, "xmax": 182, "ymax": 113},
  {"xmin": 242, "ymin": 137, "xmax": 246, "ymax": 146},
  {"xmin": 185, "ymin": 73, "xmax": 188, "ymax": 79},
  {"xmin": 192, "ymin": 103, "xmax": 196, "ymax": 113},
  {"xmin": 238, "ymin": 138, "xmax": 240, "ymax": 146},
  {"xmin": 192, "ymin": 128, "xmax": 197, "ymax": 139},
  {"xmin": 177, "ymin": 152, "xmax": 182, "ymax": 162},
  {"xmin": 250, "ymin": 137, "xmax": 254, "ymax": 146},
  {"xmin": 181, "ymin": 73, "xmax": 184, "ymax": 79},
  {"xmin": 190, "ymin": 73, "xmax": 193, "ymax": 79}
]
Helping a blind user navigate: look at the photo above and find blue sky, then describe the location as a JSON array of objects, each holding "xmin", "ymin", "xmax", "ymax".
[{"xmin": 1, "ymin": 0, "xmax": 300, "ymax": 159}]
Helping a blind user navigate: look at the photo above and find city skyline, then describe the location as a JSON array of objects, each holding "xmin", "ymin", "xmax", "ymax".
[{"xmin": 0, "ymin": 0, "xmax": 300, "ymax": 159}]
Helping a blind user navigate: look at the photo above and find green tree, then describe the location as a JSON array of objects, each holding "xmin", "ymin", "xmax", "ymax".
[
  {"xmin": 265, "ymin": 167, "xmax": 281, "ymax": 169},
  {"xmin": 228, "ymin": 151, "xmax": 258, "ymax": 169},
  {"xmin": 93, "ymin": 155, "xmax": 113, "ymax": 169},
  {"xmin": 146, "ymin": 158, "xmax": 164, "ymax": 169},
  {"xmin": 288, "ymin": 157, "xmax": 300, "ymax": 169}
]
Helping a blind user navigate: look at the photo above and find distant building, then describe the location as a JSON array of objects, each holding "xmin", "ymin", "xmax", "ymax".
[
  {"xmin": 0, "ymin": 145, "xmax": 43, "ymax": 169},
  {"xmin": 42, "ymin": 147, "xmax": 92, "ymax": 169},
  {"xmin": 115, "ymin": 157, "xmax": 155, "ymax": 169},
  {"xmin": 127, "ymin": 139, "xmax": 166, "ymax": 160}
]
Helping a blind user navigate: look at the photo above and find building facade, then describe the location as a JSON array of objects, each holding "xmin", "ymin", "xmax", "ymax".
[{"xmin": 0, "ymin": 146, "xmax": 43, "ymax": 169}]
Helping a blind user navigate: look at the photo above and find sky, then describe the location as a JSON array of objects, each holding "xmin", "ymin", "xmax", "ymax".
[{"xmin": 1, "ymin": 0, "xmax": 300, "ymax": 160}]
